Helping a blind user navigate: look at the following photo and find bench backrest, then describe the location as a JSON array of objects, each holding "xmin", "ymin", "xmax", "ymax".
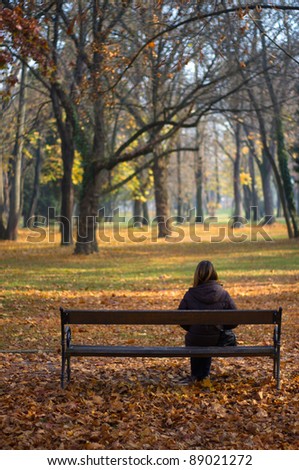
[{"xmin": 60, "ymin": 308, "xmax": 282, "ymax": 326}]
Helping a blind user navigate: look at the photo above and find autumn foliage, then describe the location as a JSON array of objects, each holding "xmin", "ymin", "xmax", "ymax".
[
  {"xmin": 0, "ymin": 5, "xmax": 50, "ymax": 92},
  {"xmin": 0, "ymin": 224, "xmax": 298, "ymax": 449}
]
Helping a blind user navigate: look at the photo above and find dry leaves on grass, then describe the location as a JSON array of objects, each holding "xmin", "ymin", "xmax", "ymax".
[
  {"xmin": 1, "ymin": 351, "xmax": 298, "ymax": 450},
  {"xmin": 1, "ymin": 286, "xmax": 298, "ymax": 451},
  {"xmin": 0, "ymin": 232, "xmax": 298, "ymax": 450},
  {"xmin": 1, "ymin": 286, "xmax": 299, "ymax": 450}
]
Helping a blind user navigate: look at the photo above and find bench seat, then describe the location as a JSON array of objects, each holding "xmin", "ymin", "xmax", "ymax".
[
  {"xmin": 68, "ymin": 344, "xmax": 275, "ymax": 358},
  {"xmin": 60, "ymin": 307, "xmax": 282, "ymax": 389}
]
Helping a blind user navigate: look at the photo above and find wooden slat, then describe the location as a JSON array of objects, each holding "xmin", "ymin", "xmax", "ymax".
[
  {"xmin": 63, "ymin": 309, "xmax": 278, "ymax": 325},
  {"xmin": 67, "ymin": 345, "xmax": 275, "ymax": 358}
]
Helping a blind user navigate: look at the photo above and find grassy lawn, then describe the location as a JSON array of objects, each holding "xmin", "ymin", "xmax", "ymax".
[{"xmin": 0, "ymin": 223, "xmax": 298, "ymax": 449}]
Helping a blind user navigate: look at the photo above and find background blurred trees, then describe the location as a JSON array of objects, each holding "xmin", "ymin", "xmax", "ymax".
[{"xmin": 1, "ymin": 0, "xmax": 299, "ymax": 251}]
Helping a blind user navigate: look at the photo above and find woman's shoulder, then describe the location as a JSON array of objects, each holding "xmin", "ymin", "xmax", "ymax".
[
  {"xmin": 217, "ymin": 283, "xmax": 232, "ymax": 296},
  {"xmin": 182, "ymin": 287, "xmax": 196, "ymax": 298}
]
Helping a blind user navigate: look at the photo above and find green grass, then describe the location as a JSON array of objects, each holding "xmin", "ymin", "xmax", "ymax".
[
  {"xmin": 0, "ymin": 226, "xmax": 298, "ymax": 293},
  {"xmin": 1, "ymin": 225, "xmax": 298, "ymax": 451}
]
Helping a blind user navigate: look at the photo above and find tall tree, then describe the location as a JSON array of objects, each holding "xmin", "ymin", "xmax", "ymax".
[
  {"xmin": 258, "ymin": 19, "xmax": 298, "ymax": 236},
  {"xmin": 6, "ymin": 63, "xmax": 28, "ymax": 240},
  {"xmin": 194, "ymin": 123, "xmax": 204, "ymax": 222},
  {"xmin": 26, "ymin": 132, "xmax": 43, "ymax": 228}
]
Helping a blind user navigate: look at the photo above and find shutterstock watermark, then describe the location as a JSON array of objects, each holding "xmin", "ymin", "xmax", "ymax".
[{"xmin": 26, "ymin": 207, "xmax": 274, "ymax": 244}]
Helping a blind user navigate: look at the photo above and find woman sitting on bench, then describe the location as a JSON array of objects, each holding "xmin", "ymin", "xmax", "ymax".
[{"xmin": 179, "ymin": 260, "xmax": 238, "ymax": 385}]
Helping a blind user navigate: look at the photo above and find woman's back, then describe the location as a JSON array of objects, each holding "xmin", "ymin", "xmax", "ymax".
[{"xmin": 178, "ymin": 260, "xmax": 237, "ymax": 382}]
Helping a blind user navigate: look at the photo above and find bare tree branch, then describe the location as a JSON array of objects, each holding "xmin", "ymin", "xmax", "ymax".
[{"xmin": 104, "ymin": 3, "xmax": 299, "ymax": 93}]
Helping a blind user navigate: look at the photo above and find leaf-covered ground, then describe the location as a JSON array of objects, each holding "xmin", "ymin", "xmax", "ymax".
[{"xmin": 0, "ymin": 225, "xmax": 298, "ymax": 449}]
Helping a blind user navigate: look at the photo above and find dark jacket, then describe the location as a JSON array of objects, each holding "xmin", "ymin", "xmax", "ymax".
[{"xmin": 178, "ymin": 281, "xmax": 237, "ymax": 347}]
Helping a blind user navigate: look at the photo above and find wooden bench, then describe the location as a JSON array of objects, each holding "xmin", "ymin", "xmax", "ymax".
[{"xmin": 60, "ymin": 307, "xmax": 282, "ymax": 390}]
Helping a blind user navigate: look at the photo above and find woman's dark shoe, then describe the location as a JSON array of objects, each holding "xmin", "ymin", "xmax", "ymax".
[
  {"xmin": 177, "ymin": 375, "xmax": 201, "ymax": 385},
  {"xmin": 177, "ymin": 375, "xmax": 213, "ymax": 389}
]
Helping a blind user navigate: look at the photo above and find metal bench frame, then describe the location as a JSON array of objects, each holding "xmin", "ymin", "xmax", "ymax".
[{"xmin": 60, "ymin": 307, "xmax": 282, "ymax": 390}]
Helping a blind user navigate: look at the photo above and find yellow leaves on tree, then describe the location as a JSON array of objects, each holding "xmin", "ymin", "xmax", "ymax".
[
  {"xmin": 111, "ymin": 161, "xmax": 153, "ymax": 201},
  {"xmin": 41, "ymin": 144, "xmax": 83, "ymax": 186},
  {"xmin": 240, "ymin": 171, "xmax": 252, "ymax": 186}
]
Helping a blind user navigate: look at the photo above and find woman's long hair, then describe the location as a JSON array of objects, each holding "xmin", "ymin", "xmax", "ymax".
[{"xmin": 193, "ymin": 260, "xmax": 218, "ymax": 287}]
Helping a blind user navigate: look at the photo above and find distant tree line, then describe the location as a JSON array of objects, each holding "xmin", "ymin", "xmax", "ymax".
[{"xmin": 1, "ymin": 0, "xmax": 299, "ymax": 253}]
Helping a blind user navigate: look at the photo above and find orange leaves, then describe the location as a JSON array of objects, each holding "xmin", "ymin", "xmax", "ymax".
[
  {"xmin": 0, "ymin": 232, "xmax": 299, "ymax": 449},
  {"xmin": 237, "ymin": 8, "xmax": 247, "ymax": 20},
  {"xmin": 66, "ymin": 17, "xmax": 77, "ymax": 36},
  {"xmin": 217, "ymin": 34, "xmax": 226, "ymax": 46},
  {"xmin": 147, "ymin": 41, "xmax": 155, "ymax": 49},
  {"xmin": 1, "ymin": 336, "xmax": 299, "ymax": 450},
  {"xmin": 92, "ymin": 395, "xmax": 105, "ymax": 407},
  {"xmin": 176, "ymin": 60, "xmax": 182, "ymax": 71},
  {"xmin": 0, "ymin": 5, "xmax": 51, "ymax": 86}
]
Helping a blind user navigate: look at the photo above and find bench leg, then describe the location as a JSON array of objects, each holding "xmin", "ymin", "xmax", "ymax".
[
  {"xmin": 61, "ymin": 354, "xmax": 66, "ymax": 389},
  {"xmin": 276, "ymin": 352, "xmax": 281, "ymax": 391},
  {"xmin": 273, "ymin": 320, "xmax": 281, "ymax": 391},
  {"xmin": 273, "ymin": 356, "xmax": 277, "ymax": 380},
  {"xmin": 273, "ymin": 352, "xmax": 281, "ymax": 390},
  {"xmin": 67, "ymin": 355, "xmax": 71, "ymax": 384}
]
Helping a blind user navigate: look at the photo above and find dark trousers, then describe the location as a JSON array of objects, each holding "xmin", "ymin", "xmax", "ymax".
[
  {"xmin": 190, "ymin": 357, "xmax": 212, "ymax": 379},
  {"xmin": 185, "ymin": 333, "xmax": 214, "ymax": 379}
]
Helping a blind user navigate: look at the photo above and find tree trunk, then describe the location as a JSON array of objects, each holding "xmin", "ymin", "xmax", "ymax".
[
  {"xmin": 153, "ymin": 152, "xmax": 169, "ymax": 237},
  {"xmin": 0, "ymin": 151, "xmax": 6, "ymax": 238},
  {"xmin": 60, "ymin": 138, "xmax": 74, "ymax": 245},
  {"xmin": 275, "ymin": 118, "xmax": 298, "ymax": 236},
  {"xmin": 26, "ymin": 137, "xmax": 43, "ymax": 228},
  {"xmin": 177, "ymin": 147, "xmax": 183, "ymax": 219},
  {"xmin": 248, "ymin": 149, "xmax": 258, "ymax": 221},
  {"xmin": 6, "ymin": 63, "xmax": 28, "ymax": 240},
  {"xmin": 133, "ymin": 198, "xmax": 143, "ymax": 227},
  {"xmin": 74, "ymin": 89, "xmax": 106, "ymax": 254},
  {"xmin": 215, "ymin": 153, "xmax": 221, "ymax": 206},
  {"xmin": 74, "ymin": 169, "xmax": 108, "ymax": 254},
  {"xmin": 261, "ymin": 129, "xmax": 292, "ymax": 236},
  {"xmin": 194, "ymin": 127, "xmax": 204, "ymax": 222},
  {"xmin": 232, "ymin": 122, "xmax": 243, "ymax": 224},
  {"xmin": 195, "ymin": 183, "xmax": 204, "ymax": 222},
  {"xmin": 50, "ymin": 86, "xmax": 75, "ymax": 246},
  {"xmin": 259, "ymin": 24, "xmax": 298, "ymax": 236},
  {"xmin": 243, "ymin": 185, "xmax": 251, "ymax": 220},
  {"xmin": 260, "ymin": 151, "xmax": 274, "ymax": 220},
  {"xmin": 74, "ymin": 198, "xmax": 98, "ymax": 254},
  {"xmin": 142, "ymin": 201, "xmax": 149, "ymax": 225},
  {"xmin": 276, "ymin": 192, "xmax": 282, "ymax": 218},
  {"xmin": 245, "ymin": 80, "xmax": 293, "ymax": 237}
]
